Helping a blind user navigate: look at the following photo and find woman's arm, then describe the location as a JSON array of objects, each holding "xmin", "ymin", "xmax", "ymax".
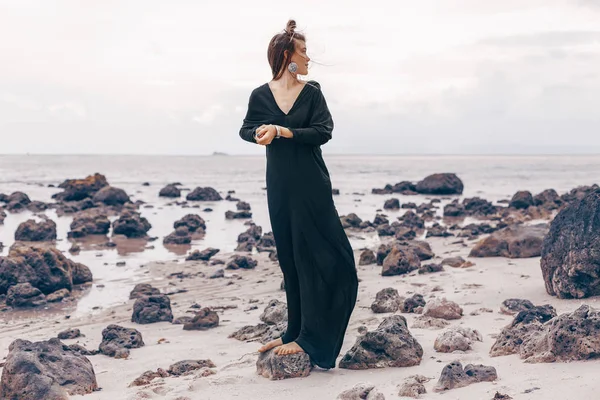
[
  {"xmin": 285, "ymin": 84, "xmax": 333, "ymax": 146},
  {"xmin": 239, "ymin": 90, "xmax": 260, "ymax": 144}
]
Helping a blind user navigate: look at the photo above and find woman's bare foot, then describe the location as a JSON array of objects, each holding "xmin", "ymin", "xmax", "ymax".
[
  {"xmin": 258, "ymin": 338, "xmax": 283, "ymax": 353},
  {"xmin": 274, "ymin": 341, "xmax": 304, "ymax": 355}
]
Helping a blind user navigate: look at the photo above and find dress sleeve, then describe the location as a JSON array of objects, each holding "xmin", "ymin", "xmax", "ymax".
[
  {"xmin": 289, "ymin": 82, "xmax": 333, "ymax": 146},
  {"xmin": 239, "ymin": 89, "xmax": 260, "ymax": 143}
]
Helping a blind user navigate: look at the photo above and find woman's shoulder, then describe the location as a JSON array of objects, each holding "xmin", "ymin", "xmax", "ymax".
[{"xmin": 304, "ymin": 80, "xmax": 321, "ymax": 91}]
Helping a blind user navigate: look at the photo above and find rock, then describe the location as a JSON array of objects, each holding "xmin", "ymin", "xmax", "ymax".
[
  {"xmin": 340, "ymin": 213, "xmax": 362, "ymax": 229},
  {"xmin": 68, "ymin": 210, "xmax": 110, "ymax": 237},
  {"xmin": 338, "ymin": 315, "xmax": 423, "ymax": 369},
  {"xmin": 397, "ymin": 375, "xmax": 430, "ymax": 398},
  {"xmin": 0, "ymin": 338, "xmax": 98, "ymax": 399},
  {"xmin": 260, "ymin": 299, "xmax": 288, "ymax": 325},
  {"xmin": 130, "ymin": 368, "xmax": 170, "ymax": 386},
  {"xmin": 92, "ymin": 186, "xmax": 130, "ymax": 205},
  {"xmin": 370, "ymin": 288, "xmax": 403, "ymax": 313},
  {"xmin": 226, "ymin": 210, "xmax": 252, "ymax": 219},
  {"xmin": 490, "ymin": 305, "xmax": 557, "ymax": 357},
  {"xmin": 509, "ymin": 191, "xmax": 534, "ymax": 209},
  {"xmin": 463, "ymin": 197, "xmax": 498, "ymax": 216},
  {"xmin": 209, "ymin": 269, "xmax": 225, "ymax": 279},
  {"xmin": 398, "ymin": 211, "xmax": 425, "ymax": 230},
  {"xmin": 411, "ymin": 316, "xmax": 450, "ymax": 330},
  {"xmin": 493, "ymin": 393, "xmax": 513, "ymax": 400},
  {"xmin": 257, "ymin": 232, "xmax": 276, "ymax": 250},
  {"xmin": 441, "ymin": 256, "xmax": 473, "ymax": 268},
  {"xmin": 186, "ymin": 247, "xmax": 219, "ymax": 261},
  {"xmin": 443, "ymin": 201, "xmax": 465, "ymax": 217},
  {"xmin": 0, "ymin": 208, "xmax": 6, "ymax": 224},
  {"xmin": 402, "ymin": 294, "xmax": 426, "ymax": 313},
  {"xmin": 384, "ymin": 198, "xmax": 400, "ymax": 210},
  {"xmin": 4, "ymin": 191, "xmax": 32, "ymax": 212},
  {"xmin": 337, "ymin": 382, "xmax": 386, "ymax": 400},
  {"xmin": 434, "ymin": 327, "xmax": 482, "ymax": 353},
  {"xmin": 129, "ymin": 283, "xmax": 160, "ymax": 299},
  {"xmin": 381, "ymin": 246, "xmax": 421, "ymax": 276},
  {"xmin": 186, "ymin": 187, "xmax": 223, "ymax": 201},
  {"xmin": 359, "ymin": 249, "xmax": 376, "ymax": 265},
  {"xmin": 500, "ymin": 299, "xmax": 534, "ymax": 315},
  {"xmin": 163, "ymin": 226, "xmax": 192, "ymax": 244},
  {"xmin": 14, "ymin": 218, "xmax": 57, "ymax": 241},
  {"xmin": 112, "ymin": 211, "xmax": 152, "ymax": 238},
  {"xmin": 434, "ymin": 361, "xmax": 497, "ymax": 392},
  {"xmin": 172, "ymin": 316, "xmax": 193, "ymax": 325},
  {"xmin": 174, "ymin": 214, "xmax": 206, "ymax": 233},
  {"xmin": 560, "ymin": 184, "xmax": 599, "ymax": 204},
  {"xmin": 373, "ymin": 213, "xmax": 389, "ymax": 226},
  {"xmin": 99, "ymin": 324, "xmax": 144, "ymax": 358},
  {"xmin": 226, "ymin": 255, "xmax": 257, "ymax": 270},
  {"xmin": 423, "ymin": 298, "xmax": 463, "ymax": 320},
  {"xmin": 541, "ymin": 189, "xmax": 600, "ymax": 298},
  {"xmin": 71, "ymin": 262, "xmax": 93, "ymax": 285},
  {"xmin": 57, "ymin": 328, "xmax": 82, "ymax": 340},
  {"xmin": 132, "ymin": 294, "xmax": 174, "ymax": 324},
  {"xmin": 167, "ymin": 359, "xmax": 216, "ymax": 376},
  {"xmin": 256, "ymin": 350, "xmax": 312, "ymax": 380},
  {"xmin": 159, "ymin": 184, "xmax": 181, "ymax": 198},
  {"xmin": 418, "ymin": 263, "xmax": 444, "ymax": 274},
  {"xmin": 533, "ymin": 189, "xmax": 562, "ymax": 209},
  {"xmin": 46, "ymin": 288, "xmax": 70, "ymax": 303},
  {"xmin": 6, "ymin": 283, "xmax": 47, "ymax": 308},
  {"xmin": 469, "ymin": 223, "xmax": 548, "ymax": 258},
  {"xmin": 53, "ymin": 173, "xmax": 109, "ymax": 201},
  {"xmin": 426, "ymin": 223, "xmax": 453, "ymax": 238},
  {"xmin": 183, "ymin": 308, "xmax": 219, "ymax": 330},
  {"xmin": 415, "ymin": 173, "xmax": 464, "ymax": 195}
]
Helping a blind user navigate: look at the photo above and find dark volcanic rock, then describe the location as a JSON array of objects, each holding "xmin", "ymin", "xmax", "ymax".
[
  {"xmin": 560, "ymin": 184, "xmax": 599, "ymax": 204},
  {"xmin": 533, "ymin": 189, "xmax": 562, "ymax": 210},
  {"xmin": 370, "ymin": 288, "xmax": 403, "ymax": 313},
  {"xmin": 174, "ymin": 214, "xmax": 206, "ymax": 233},
  {"xmin": 167, "ymin": 359, "xmax": 216, "ymax": 376},
  {"xmin": 541, "ymin": 189, "xmax": 600, "ymax": 298},
  {"xmin": 392, "ymin": 181, "xmax": 418, "ymax": 195},
  {"xmin": 402, "ymin": 294, "xmax": 426, "ymax": 313},
  {"xmin": 46, "ymin": 288, "xmax": 70, "ymax": 303},
  {"xmin": 256, "ymin": 350, "xmax": 312, "ymax": 380},
  {"xmin": 384, "ymin": 198, "xmax": 400, "ymax": 210},
  {"xmin": 338, "ymin": 315, "xmax": 423, "ymax": 369},
  {"xmin": 340, "ymin": 213, "xmax": 363, "ymax": 229},
  {"xmin": 0, "ymin": 207, "xmax": 6, "ymax": 224},
  {"xmin": 226, "ymin": 255, "xmax": 257, "ymax": 270},
  {"xmin": 359, "ymin": 249, "xmax": 377, "ymax": 265},
  {"xmin": 99, "ymin": 324, "xmax": 144, "ymax": 358},
  {"xmin": 381, "ymin": 246, "xmax": 420, "ymax": 276},
  {"xmin": 163, "ymin": 226, "xmax": 192, "ymax": 244},
  {"xmin": 53, "ymin": 173, "xmax": 109, "ymax": 201},
  {"xmin": 159, "ymin": 184, "xmax": 181, "ymax": 198},
  {"xmin": 6, "ymin": 283, "xmax": 47, "ymax": 308},
  {"xmin": 463, "ymin": 197, "xmax": 498, "ymax": 216},
  {"xmin": 5, "ymin": 191, "xmax": 32, "ymax": 212},
  {"xmin": 68, "ymin": 210, "xmax": 110, "ymax": 237},
  {"xmin": 183, "ymin": 308, "xmax": 220, "ymax": 330},
  {"xmin": 132, "ymin": 294, "xmax": 174, "ymax": 324},
  {"xmin": 500, "ymin": 299, "xmax": 534, "ymax": 315},
  {"xmin": 434, "ymin": 361, "xmax": 497, "ymax": 392},
  {"xmin": 509, "ymin": 191, "xmax": 534, "ymax": 209},
  {"xmin": 129, "ymin": 283, "xmax": 160, "ymax": 299},
  {"xmin": 426, "ymin": 223, "xmax": 453, "ymax": 238},
  {"xmin": 443, "ymin": 200, "xmax": 464, "ymax": 217},
  {"xmin": 71, "ymin": 262, "xmax": 93, "ymax": 285},
  {"xmin": 186, "ymin": 247, "xmax": 220, "ymax": 261},
  {"xmin": 186, "ymin": 187, "xmax": 223, "ymax": 201},
  {"xmin": 237, "ymin": 201, "xmax": 251, "ymax": 210},
  {"xmin": 0, "ymin": 337, "xmax": 98, "ymax": 399},
  {"xmin": 469, "ymin": 223, "xmax": 548, "ymax": 258},
  {"xmin": 415, "ymin": 173, "xmax": 464, "ymax": 195},
  {"xmin": 398, "ymin": 211, "xmax": 424, "ymax": 230},
  {"xmin": 14, "ymin": 218, "xmax": 57, "ymax": 241},
  {"xmin": 418, "ymin": 263, "xmax": 444, "ymax": 274},
  {"xmin": 92, "ymin": 186, "xmax": 130, "ymax": 205},
  {"xmin": 260, "ymin": 299, "xmax": 288, "ymax": 325},
  {"xmin": 226, "ymin": 210, "xmax": 252, "ymax": 219},
  {"xmin": 423, "ymin": 298, "xmax": 463, "ymax": 320},
  {"xmin": 57, "ymin": 328, "xmax": 82, "ymax": 340},
  {"xmin": 112, "ymin": 211, "xmax": 152, "ymax": 238}
]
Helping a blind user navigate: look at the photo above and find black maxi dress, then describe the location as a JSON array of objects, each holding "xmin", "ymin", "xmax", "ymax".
[{"xmin": 239, "ymin": 80, "xmax": 359, "ymax": 369}]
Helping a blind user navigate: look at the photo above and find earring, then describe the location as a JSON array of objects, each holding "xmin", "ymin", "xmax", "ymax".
[{"xmin": 287, "ymin": 62, "xmax": 298, "ymax": 73}]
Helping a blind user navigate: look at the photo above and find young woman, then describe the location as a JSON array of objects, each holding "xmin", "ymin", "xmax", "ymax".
[{"xmin": 239, "ymin": 20, "xmax": 359, "ymax": 370}]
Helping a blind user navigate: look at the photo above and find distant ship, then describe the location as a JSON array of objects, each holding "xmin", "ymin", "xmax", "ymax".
[{"xmin": 212, "ymin": 151, "xmax": 229, "ymax": 156}]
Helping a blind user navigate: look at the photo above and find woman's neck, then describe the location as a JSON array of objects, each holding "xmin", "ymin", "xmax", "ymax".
[{"xmin": 271, "ymin": 72, "xmax": 301, "ymax": 90}]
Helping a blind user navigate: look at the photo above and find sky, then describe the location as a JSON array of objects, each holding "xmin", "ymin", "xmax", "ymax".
[{"xmin": 1, "ymin": 0, "xmax": 599, "ymax": 155}]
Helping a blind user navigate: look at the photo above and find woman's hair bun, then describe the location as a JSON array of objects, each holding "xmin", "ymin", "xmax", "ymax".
[{"xmin": 285, "ymin": 19, "xmax": 296, "ymax": 35}]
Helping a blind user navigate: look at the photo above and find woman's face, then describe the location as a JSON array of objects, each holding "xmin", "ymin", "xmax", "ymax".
[{"xmin": 290, "ymin": 40, "xmax": 310, "ymax": 76}]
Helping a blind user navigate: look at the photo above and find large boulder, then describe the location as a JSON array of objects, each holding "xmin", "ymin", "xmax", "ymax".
[
  {"xmin": 509, "ymin": 191, "xmax": 534, "ymax": 209},
  {"xmin": 99, "ymin": 325, "xmax": 144, "ymax": 358},
  {"xmin": 338, "ymin": 315, "xmax": 423, "ymax": 369},
  {"xmin": 415, "ymin": 173, "xmax": 463, "ymax": 195},
  {"xmin": 186, "ymin": 187, "xmax": 222, "ymax": 201},
  {"xmin": 534, "ymin": 189, "xmax": 562, "ymax": 210},
  {"xmin": 159, "ymin": 184, "xmax": 181, "ymax": 198},
  {"xmin": 0, "ymin": 244, "xmax": 91, "ymax": 295},
  {"xmin": 68, "ymin": 210, "xmax": 111, "ymax": 237},
  {"xmin": 434, "ymin": 361, "xmax": 497, "ymax": 392},
  {"xmin": 174, "ymin": 214, "xmax": 206, "ymax": 233},
  {"xmin": 163, "ymin": 226, "xmax": 192, "ymax": 244},
  {"xmin": 541, "ymin": 189, "xmax": 600, "ymax": 298},
  {"xmin": 5, "ymin": 192, "xmax": 31, "ymax": 212},
  {"xmin": 131, "ymin": 294, "xmax": 174, "ymax": 324},
  {"xmin": 92, "ymin": 186, "xmax": 130, "ymax": 205},
  {"xmin": 0, "ymin": 338, "xmax": 98, "ymax": 399},
  {"xmin": 14, "ymin": 218, "xmax": 57, "ymax": 241},
  {"xmin": 112, "ymin": 211, "xmax": 152, "ymax": 238},
  {"xmin": 53, "ymin": 173, "xmax": 109, "ymax": 201},
  {"xmin": 469, "ymin": 223, "xmax": 548, "ymax": 258}
]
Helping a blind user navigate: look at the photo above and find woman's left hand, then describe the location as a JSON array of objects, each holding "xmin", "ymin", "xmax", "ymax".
[{"xmin": 256, "ymin": 125, "xmax": 277, "ymax": 145}]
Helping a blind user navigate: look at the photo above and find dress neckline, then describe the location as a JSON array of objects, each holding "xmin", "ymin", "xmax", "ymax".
[{"xmin": 265, "ymin": 81, "xmax": 310, "ymax": 116}]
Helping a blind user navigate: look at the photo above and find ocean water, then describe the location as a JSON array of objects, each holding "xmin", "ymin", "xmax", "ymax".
[{"xmin": 1, "ymin": 154, "xmax": 599, "ymax": 316}]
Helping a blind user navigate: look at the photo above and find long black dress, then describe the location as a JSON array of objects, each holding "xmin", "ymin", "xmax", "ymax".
[{"xmin": 239, "ymin": 80, "xmax": 359, "ymax": 369}]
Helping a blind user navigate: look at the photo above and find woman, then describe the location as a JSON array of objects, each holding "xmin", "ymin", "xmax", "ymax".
[{"xmin": 239, "ymin": 20, "xmax": 359, "ymax": 370}]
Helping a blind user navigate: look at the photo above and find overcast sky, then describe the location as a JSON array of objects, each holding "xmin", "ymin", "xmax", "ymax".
[{"xmin": 1, "ymin": 0, "xmax": 599, "ymax": 155}]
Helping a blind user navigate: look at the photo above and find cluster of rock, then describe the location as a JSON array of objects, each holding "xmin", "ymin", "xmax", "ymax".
[
  {"xmin": 372, "ymin": 173, "xmax": 464, "ymax": 195},
  {"xmin": 0, "ymin": 244, "xmax": 93, "ymax": 309},
  {"xmin": 230, "ymin": 299, "xmax": 288, "ymax": 345}
]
